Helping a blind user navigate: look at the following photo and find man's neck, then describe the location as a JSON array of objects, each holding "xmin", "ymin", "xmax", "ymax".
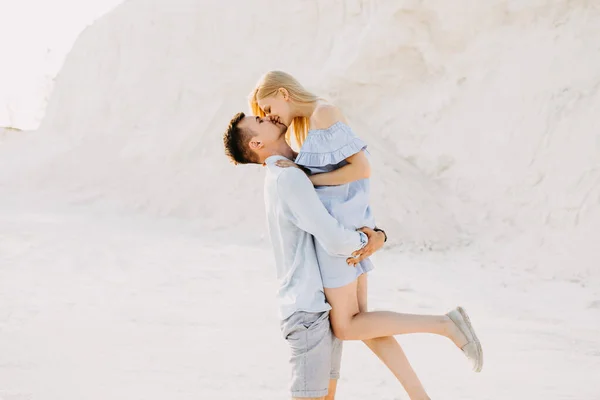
[{"xmin": 262, "ymin": 142, "xmax": 296, "ymax": 163}]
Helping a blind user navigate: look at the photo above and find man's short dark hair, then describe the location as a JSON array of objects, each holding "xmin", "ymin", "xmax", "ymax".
[{"xmin": 223, "ymin": 112, "xmax": 259, "ymax": 165}]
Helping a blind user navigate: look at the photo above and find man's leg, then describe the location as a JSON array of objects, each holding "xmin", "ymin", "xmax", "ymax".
[
  {"xmin": 324, "ymin": 379, "xmax": 338, "ymax": 400},
  {"xmin": 325, "ymin": 322, "xmax": 343, "ymax": 400},
  {"xmin": 358, "ymin": 274, "xmax": 430, "ymax": 400},
  {"xmin": 293, "ymin": 397, "xmax": 324, "ymax": 400},
  {"xmin": 293, "ymin": 397, "xmax": 325, "ymax": 400},
  {"xmin": 283, "ymin": 311, "xmax": 338, "ymax": 400}
]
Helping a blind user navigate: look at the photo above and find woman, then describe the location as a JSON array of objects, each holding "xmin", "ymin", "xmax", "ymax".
[{"xmin": 249, "ymin": 70, "xmax": 483, "ymax": 400}]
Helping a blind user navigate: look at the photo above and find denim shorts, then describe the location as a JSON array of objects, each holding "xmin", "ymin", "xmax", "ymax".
[{"xmin": 280, "ymin": 310, "xmax": 343, "ymax": 398}]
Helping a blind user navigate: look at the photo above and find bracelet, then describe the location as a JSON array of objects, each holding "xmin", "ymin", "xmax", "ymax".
[{"xmin": 373, "ymin": 227, "xmax": 387, "ymax": 242}]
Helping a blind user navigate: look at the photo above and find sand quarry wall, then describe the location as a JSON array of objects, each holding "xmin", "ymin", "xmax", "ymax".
[{"xmin": 1, "ymin": 0, "xmax": 599, "ymax": 282}]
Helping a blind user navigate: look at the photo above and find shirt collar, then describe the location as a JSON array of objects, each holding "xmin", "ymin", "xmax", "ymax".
[{"xmin": 264, "ymin": 155, "xmax": 291, "ymax": 166}]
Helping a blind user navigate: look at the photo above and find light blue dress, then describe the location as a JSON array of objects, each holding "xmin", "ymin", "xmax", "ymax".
[{"xmin": 295, "ymin": 121, "xmax": 376, "ymax": 289}]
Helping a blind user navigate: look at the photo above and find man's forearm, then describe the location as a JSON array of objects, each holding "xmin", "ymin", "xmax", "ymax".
[
  {"xmin": 373, "ymin": 227, "xmax": 388, "ymax": 243},
  {"xmin": 280, "ymin": 169, "xmax": 368, "ymax": 257},
  {"xmin": 315, "ymin": 226, "xmax": 367, "ymax": 257}
]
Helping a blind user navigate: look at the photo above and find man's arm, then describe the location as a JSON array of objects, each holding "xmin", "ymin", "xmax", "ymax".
[
  {"xmin": 277, "ymin": 168, "xmax": 368, "ymax": 257},
  {"xmin": 347, "ymin": 226, "xmax": 387, "ymax": 266}
]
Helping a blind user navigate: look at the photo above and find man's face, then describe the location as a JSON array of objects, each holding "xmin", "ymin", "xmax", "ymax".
[{"xmin": 239, "ymin": 115, "xmax": 287, "ymax": 154}]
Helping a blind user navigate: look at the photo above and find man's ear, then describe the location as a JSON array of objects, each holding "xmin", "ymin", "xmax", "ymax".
[
  {"xmin": 278, "ymin": 88, "xmax": 290, "ymax": 101},
  {"xmin": 249, "ymin": 138, "xmax": 262, "ymax": 150}
]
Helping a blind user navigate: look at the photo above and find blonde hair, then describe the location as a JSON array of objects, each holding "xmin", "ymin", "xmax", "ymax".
[{"xmin": 249, "ymin": 70, "xmax": 319, "ymax": 147}]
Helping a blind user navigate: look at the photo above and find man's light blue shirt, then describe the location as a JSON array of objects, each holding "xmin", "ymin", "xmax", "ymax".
[{"xmin": 263, "ymin": 155, "xmax": 368, "ymax": 320}]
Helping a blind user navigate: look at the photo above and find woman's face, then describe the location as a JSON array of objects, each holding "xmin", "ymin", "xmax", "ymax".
[{"xmin": 257, "ymin": 89, "xmax": 292, "ymax": 127}]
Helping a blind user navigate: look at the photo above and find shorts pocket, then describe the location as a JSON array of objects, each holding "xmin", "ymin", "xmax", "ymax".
[
  {"xmin": 282, "ymin": 311, "xmax": 330, "ymax": 340},
  {"xmin": 302, "ymin": 311, "xmax": 329, "ymax": 330}
]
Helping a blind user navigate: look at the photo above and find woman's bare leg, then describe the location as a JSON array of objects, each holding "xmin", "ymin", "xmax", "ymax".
[
  {"xmin": 357, "ymin": 274, "xmax": 430, "ymax": 400},
  {"xmin": 324, "ymin": 281, "xmax": 468, "ymax": 346}
]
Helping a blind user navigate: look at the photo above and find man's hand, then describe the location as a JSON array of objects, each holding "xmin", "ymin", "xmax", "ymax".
[{"xmin": 347, "ymin": 227, "xmax": 385, "ymax": 266}]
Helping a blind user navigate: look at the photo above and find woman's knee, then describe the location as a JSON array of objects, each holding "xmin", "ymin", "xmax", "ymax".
[{"xmin": 331, "ymin": 322, "xmax": 354, "ymax": 341}]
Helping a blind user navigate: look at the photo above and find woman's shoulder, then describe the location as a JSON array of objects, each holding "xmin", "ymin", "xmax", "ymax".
[
  {"xmin": 310, "ymin": 103, "xmax": 347, "ymax": 131},
  {"xmin": 296, "ymin": 104, "xmax": 367, "ymax": 167}
]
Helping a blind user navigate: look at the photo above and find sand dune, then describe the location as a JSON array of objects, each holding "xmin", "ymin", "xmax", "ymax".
[{"xmin": 2, "ymin": 0, "xmax": 596, "ymax": 278}]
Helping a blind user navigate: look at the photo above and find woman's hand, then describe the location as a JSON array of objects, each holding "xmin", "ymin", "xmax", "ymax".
[{"xmin": 275, "ymin": 159, "xmax": 301, "ymax": 169}]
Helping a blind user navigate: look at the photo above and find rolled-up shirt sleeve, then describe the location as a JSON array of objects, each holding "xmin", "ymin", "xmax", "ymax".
[{"xmin": 277, "ymin": 168, "xmax": 367, "ymax": 257}]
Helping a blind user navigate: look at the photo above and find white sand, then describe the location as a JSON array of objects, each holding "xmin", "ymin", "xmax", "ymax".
[{"xmin": 0, "ymin": 1, "xmax": 599, "ymax": 399}]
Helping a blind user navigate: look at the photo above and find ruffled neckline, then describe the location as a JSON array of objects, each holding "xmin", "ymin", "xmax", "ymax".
[{"xmin": 294, "ymin": 121, "xmax": 367, "ymax": 167}]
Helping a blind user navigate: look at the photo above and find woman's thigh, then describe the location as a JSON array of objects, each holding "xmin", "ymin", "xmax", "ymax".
[
  {"xmin": 324, "ymin": 278, "xmax": 360, "ymax": 335},
  {"xmin": 357, "ymin": 273, "xmax": 368, "ymax": 313}
]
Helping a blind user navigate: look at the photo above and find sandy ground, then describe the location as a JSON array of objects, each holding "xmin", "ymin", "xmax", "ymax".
[{"xmin": 1, "ymin": 194, "xmax": 598, "ymax": 400}]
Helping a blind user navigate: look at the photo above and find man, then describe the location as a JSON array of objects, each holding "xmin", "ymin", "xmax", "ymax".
[
  {"xmin": 223, "ymin": 112, "xmax": 387, "ymax": 400},
  {"xmin": 222, "ymin": 113, "xmax": 483, "ymax": 400}
]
